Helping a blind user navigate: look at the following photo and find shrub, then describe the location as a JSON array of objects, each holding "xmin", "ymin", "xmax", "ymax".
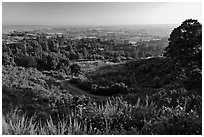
[
  {"xmin": 91, "ymin": 82, "xmax": 129, "ymax": 96},
  {"xmin": 70, "ymin": 63, "xmax": 81, "ymax": 76},
  {"xmin": 14, "ymin": 55, "xmax": 37, "ymax": 68}
]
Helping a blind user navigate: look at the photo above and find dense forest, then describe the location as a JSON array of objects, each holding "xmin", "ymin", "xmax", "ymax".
[
  {"xmin": 2, "ymin": 29, "xmax": 167, "ymax": 69},
  {"xmin": 2, "ymin": 19, "xmax": 202, "ymax": 135}
]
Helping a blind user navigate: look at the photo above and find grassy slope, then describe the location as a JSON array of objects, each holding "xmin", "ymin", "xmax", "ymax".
[
  {"xmin": 87, "ymin": 57, "xmax": 178, "ymax": 88},
  {"xmin": 2, "ymin": 61, "xmax": 202, "ymax": 135}
]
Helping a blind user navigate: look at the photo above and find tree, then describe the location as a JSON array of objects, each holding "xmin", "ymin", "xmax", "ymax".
[
  {"xmin": 41, "ymin": 42, "xmax": 49, "ymax": 52},
  {"xmin": 164, "ymin": 19, "xmax": 202, "ymax": 89},
  {"xmin": 83, "ymin": 47, "xmax": 88, "ymax": 59},
  {"xmin": 14, "ymin": 55, "xmax": 37, "ymax": 68},
  {"xmin": 164, "ymin": 19, "xmax": 202, "ymax": 71},
  {"xmin": 48, "ymin": 39, "xmax": 60, "ymax": 53},
  {"xmin": 46, "ymin": 52, "xmax": 59, "ymax": 70},
  {"xmin": 20, "ymin": 40, "xmax": 27, "ymax": 53},
  {"xmin": 70, "ymin": 63, "xmax": 81, "ymax": 76}
]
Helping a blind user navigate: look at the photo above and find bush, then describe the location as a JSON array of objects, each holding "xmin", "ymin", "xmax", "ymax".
[
  {"xmin": 91, "ymin": 82, "xmax": 129, "ymax": 96},
  {"xmin": 70, "ymin": 63, "xmax": 81, "ymax": 76},
  {"xmin": 3, "ymin": 90, "xmax": 202, "ymax": 135},
  {"xmin": 15, "ymin": 55, "xmax": 37, "ymax": 68}
]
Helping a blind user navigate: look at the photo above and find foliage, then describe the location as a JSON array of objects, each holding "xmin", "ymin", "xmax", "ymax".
[
  {"xmin": 3, "ymin": 94, "xmax": 202, "ymax": 135},
  {"xmin": 2, "ymin": 65, "xmax": 201, "ymax": 135},
  {"xmin": 91, "ymin": 82, "xmax": 129, "ymax": 96},
  {"xmin": 164, "ymin": 19, "xmax": 202, "ymax": 68},
  {"xmin": 164, "ymin": 19, "xmax": 202, "ymax": 83},
  {"xmin": 2, "ymin": 65, "xmax": 49, "ymax": 90},
  {"xmin": 70, "ymin": 63, "xmax": 81, "ymax": 76},
  {"xmin": 2, "ymin": 29, "xmax": 168, "ymax": 73},
  {"xmin": 2, "ymin": 52, "xmax": 15, "ymax": 66},
  {"xmin": 89, "ymin": 57, "xmax": 178, "ymax": 89},
  {"xmin": 14, "ymin": 55, "xmax": 37, "ymax": 68},
  {"xmin": 2, "ymin": 19, "xmax": 202, "ymax": 135}
]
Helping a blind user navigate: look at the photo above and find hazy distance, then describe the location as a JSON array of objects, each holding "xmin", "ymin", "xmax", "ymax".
[{"xmin": 2, "ymin": 2, "xmax": 202, "ymax": 26}]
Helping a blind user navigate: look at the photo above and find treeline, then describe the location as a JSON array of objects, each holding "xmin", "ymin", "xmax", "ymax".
[{"xmin": 2, "ymin": 32, "xmax": 167, "ymax": 72}]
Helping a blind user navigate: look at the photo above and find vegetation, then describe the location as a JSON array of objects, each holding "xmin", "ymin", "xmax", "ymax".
[
  {"xmin": 2, "ymin": 19, "xmax": 202, "ymax": 135},
  {"xmin": 2, "ymin": 27, "xmax": 168, "ymax": 73},
  {"xmin": 164, "ymin": 19, "xmax": 202, "ymax": 70},
  {"xmin": 164, "ymin": 19, "xmax": 202, "ymax": 91},
  {"xmin": 70, "ymin": 63, "xmax": 81, "ymax": 76}
]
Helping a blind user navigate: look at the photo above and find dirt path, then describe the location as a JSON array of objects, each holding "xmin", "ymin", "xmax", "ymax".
[{"xmin": 55, "ymin": 79, "xmax": 107, "ymax": 101}]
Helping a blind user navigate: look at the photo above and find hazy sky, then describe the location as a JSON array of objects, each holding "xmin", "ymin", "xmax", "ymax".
[{"xmin": 2, "ymin": 2, "xmax": 202, "ymax": 26}]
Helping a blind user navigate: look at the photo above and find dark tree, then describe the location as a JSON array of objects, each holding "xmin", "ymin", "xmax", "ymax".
[
  {"xmin": 14, "ymin": 55, "xmax": 37, "ymax": 68},
  {"xmin": 48, "ymin": 39, "xmax": 60, "ymax": 53},
  {"xmin": 41, "ymin": 42, "xmax": 49, "ymax": 52},
  {"xmin": 164, "ymin": 19, "xmax": 202, "ymax": 90},
  {"xmin": 70, "ymin": 63, "xmax": 81, "ymax": 76},
  {"xmin": 46, "ymin": 52, "xmax": 59, "ymax": 70},
  {"xmin": 164, "ymin": 19, "xmax": 202, "ymax": 71}
]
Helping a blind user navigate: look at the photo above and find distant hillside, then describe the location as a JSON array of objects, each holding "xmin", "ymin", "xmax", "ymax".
[{"xmin": 88, "ymin": 57, "xmax": 178, "ymax": 89}]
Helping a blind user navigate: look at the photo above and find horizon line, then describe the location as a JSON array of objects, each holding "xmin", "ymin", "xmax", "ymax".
[{"xmin": 2, "ymin": 23, "xmax": 179, "ymax": 27}]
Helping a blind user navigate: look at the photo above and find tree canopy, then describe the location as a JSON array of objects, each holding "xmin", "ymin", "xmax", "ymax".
[
  {"xmin": 164, "ymin": 19, "xmax": 202, "ymax": 71},
  {"xmin": 164, "ymin": 19, "xmax": 202, "ymax": 90}
]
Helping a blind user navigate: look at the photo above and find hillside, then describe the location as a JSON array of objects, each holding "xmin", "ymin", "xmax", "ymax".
[
  {"xmin": 71, "ymin": 57, "xmax": 180, "ymax": 96},
  {"xmin": 2, "ymin": 59, "xmax": 202, "ymax": 135},
  {"xmin": 88, "ymin": 57, "xmax": 176, "ymax": 87},
  {"xmin": 2, "ymin": 19, "xmax": 202, "ymax": 135}
]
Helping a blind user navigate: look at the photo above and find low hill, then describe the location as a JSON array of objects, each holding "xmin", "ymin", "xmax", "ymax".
[{"xmin": 88, "ymin": 57, "xmax": 178, "ymax": 89}]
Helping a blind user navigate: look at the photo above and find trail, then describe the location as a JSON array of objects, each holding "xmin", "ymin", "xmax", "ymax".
[{"xmin": 55, "ymin": 79, "xmax": 107, "ymax": 101}]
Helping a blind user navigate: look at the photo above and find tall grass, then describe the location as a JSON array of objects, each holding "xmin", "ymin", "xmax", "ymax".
[
  {"xmin": 2, "ymin": 97, "xmax": 145, "ymax": 135},
  {"xmin": 2, "ymin": 109, "xmax": 36, "ymax": 135},
  {"xmin": 2, "ymin": 109, "xmax": 89, "ymax": 135},
  {"xmin": 3, "ymin": 95, "xmax": 201, "ymax": 135}
]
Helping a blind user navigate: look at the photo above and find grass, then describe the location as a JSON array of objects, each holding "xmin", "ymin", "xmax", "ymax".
[
  {"xmin": 2, "ymin": 65, "xmax": 202, "ymax": 135},
  {"xmin": 2, "ymin": 97, "xmax": 148, "ymax": 135},
  {"xmin": 3, "ymin": 95, "xmax": 201, "ymax": 135},
  {"xmin": 2, "ymin": 109, "xmax": 88, "ymax": 135}
]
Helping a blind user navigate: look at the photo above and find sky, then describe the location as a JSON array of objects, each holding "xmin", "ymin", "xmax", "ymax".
[{"xmin": 2, "ymin": 2, "xmax": 202, "ymax": 26}]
